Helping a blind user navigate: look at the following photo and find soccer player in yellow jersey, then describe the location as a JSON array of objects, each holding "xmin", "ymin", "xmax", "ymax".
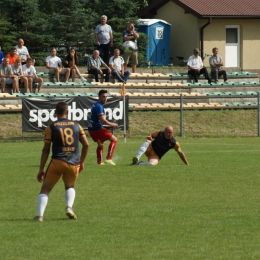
[
  {"xmin": 132, "ymin": 126, "xmax": 189, "ymax": 166},
  {"xmin": 34, "ymin": 102, "xmax": 89, "ymax": 221}
]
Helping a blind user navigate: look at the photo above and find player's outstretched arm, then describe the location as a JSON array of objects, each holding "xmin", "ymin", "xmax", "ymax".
[
  {"xmin": 177, "ymin": 150, "xmax": 189, "ymax": 165},
  {"xmin": 79, "ymin": 135, "xmax": 89, "ymax": 173},
  {"xmin": 174, "ymin": 142, "xmax": 189, "ymax": 165}
]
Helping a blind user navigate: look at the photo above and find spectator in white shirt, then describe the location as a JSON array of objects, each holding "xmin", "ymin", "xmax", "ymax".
[
  {"xmin": 22, "ymin": 58, "xmax": 43, "ymax": 93},
  {"xmin": 109, "ymin": 49, "xmax": 130, "ymax": 83},
  {"xmin": 15, "ymin": 38, "xmax": 35, "ymax": 65},
  {"xmin": 46, "ymin": 47, "xmax": 70, "ymax": 83},
  {"xmin": 187, "ymin": 48, "xmax": 211, "ymax": 83}
]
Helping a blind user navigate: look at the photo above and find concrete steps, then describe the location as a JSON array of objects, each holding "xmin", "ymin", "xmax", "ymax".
[{"xmin": 0, "ymin": 69, "xmax": 259, "ymax": 112}]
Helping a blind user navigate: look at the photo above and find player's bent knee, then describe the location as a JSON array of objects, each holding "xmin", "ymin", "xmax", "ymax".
[
  {"xmin": 110, "ymin": 135, "xmax": 117, "ymax": 141},
  {"xmin": 65, "ymin": 184, "xmax": 75, "ymax": 189},
  {"xmin": 150, "ymin": 161, "xmax": 158, "ymax": 166},
  {"xmin": 149, "ymin": 159, "xmax": 158, "ymax": 165}
]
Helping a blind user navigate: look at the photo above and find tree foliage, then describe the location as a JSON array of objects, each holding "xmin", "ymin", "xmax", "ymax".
[
  {"xmin": 88, "ymin": 0, "xmax": 148, "ymax": 62},
  {"xmin": 0, "ymin": 19, "xmax": 16, "ymax": 52},
  {"xmin": 2, "ymin": 0, "xmax": 54, "ymax": 64},
  {"xmin": 88, "ymin": 0, "xmax": 140, "ymax": 49},
  {"xmin": 47, "ymin": 0, "xmax": 96, "ymax": 62},
  {"xmin": 0, "ymin": 0, "xmax": 149, "ymax": 65}
]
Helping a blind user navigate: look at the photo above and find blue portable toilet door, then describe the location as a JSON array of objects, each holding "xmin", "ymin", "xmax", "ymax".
[{"xmin": 149, "ymin": 25, "xmax": 167, "ymax": 66}]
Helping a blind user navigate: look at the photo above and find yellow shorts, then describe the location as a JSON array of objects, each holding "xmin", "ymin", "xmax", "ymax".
[
  {"xmin": 145, "ymin": 143, "xmax": 159, "ymax": 161},
  {"xmin": 44, "ymin": 159, "xmax": 79, "ymax": 185}
]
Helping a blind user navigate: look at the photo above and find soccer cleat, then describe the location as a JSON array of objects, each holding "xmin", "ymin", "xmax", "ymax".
[
  {"xmin": 105, "ymin": 159, "xmax": 116, "ymax": 165},
  {"xmin": 33, "ymin": 216, "xmax": 43, "ymax": 222},
  {"xmin": 99, "ymin": 162, "xmax": 105, "ymax": 165},
  {"xmin": 131, "ymin": 156, "xmax": 139, "ymax": 165},
  {"xmin": 65, "ymin": 206, "xmax": 77, "ymax": 220},
  {"xmin": 137, "ymin": 161, "xmax": 145, "ymax": 165}
]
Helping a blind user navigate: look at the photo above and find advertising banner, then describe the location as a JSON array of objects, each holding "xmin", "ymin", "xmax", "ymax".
[{"xmin": 22, "ymin": 96, "xmax": 129, "ymax": 132}]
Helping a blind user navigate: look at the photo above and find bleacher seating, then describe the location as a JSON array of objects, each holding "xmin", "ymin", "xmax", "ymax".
[{"xmin": 0, "ymin": 68, "xmax": 259, "ymax": 112}]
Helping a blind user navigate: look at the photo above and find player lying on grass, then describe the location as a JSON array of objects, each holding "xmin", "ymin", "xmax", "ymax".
[
  {"xmin": 34, "ymin": 102, "xmax": 89, "ymax": 221},
  {"xmin": 132, "ymin": 126, "xmax": 189, "ymax": 166}
]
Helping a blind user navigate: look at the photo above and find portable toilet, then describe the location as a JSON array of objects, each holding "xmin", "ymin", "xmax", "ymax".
[{"xmin": 138, "ymin": 19, "xmax": 171, "ymax": 66}]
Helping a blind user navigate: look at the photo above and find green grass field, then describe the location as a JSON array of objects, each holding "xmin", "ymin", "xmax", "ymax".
[
  {"xmin": 0, "ymin": 109, "xmax": 259, "ymax": 139},
  {"xmin": 1, "ymin": 137, "xmax": 260, "ymax": 259}
]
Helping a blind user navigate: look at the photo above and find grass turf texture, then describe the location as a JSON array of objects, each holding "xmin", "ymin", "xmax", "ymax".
[
  {"xmin": 0, "ymin": 138, "xmax": 260, "ymax": 259},
  {"xmin": 0, "ymin": 109, "xmax": 258, "ymax": 139}
]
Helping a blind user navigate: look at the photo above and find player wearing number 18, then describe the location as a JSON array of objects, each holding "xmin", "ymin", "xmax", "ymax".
[{"xmin": 33, "ymin": 102, "xmax": 89, "ymax": 222}]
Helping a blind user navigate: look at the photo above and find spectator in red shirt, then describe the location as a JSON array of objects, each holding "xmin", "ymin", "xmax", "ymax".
[{"xmin": 5, "ymin": 48, "xmax": 19, "ymax": 65}]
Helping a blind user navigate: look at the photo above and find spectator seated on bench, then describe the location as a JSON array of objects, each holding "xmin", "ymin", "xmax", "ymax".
[
  {"xmin": 64, "ymin": 47, "xmax": 87, "ymax": 82},
  {"xmin": 12, "ymin": 58, "xmax": 29, "ymax": 93},
  {"xmin": 109, "ymin": 49, "xmax": 130, "ymax": 83},
  {"xmin": 22, "ymin": 58, "xmax": 43, "ymax": 93},
  {"xmin": 209, "ymin": 47, "xmax": 228, "ymax": 83},
  {"xmin": 46, "ymin": 47, "xmax": 70, "ymax": 84},
  {"xmin": 0, "ymin": 57, "xmax": 19, "ymax": 93},
  {"xmin": 187, "ymin": 48, "xmax": 211, "ymax": 84},
  {"xmin": 87, "ymin": 50, "xmax": 111, "ymax": 82}
]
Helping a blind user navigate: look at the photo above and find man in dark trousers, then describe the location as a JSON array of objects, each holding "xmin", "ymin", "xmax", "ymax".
[{"xmin": 187, "ymin": 48, "xmax": 211, "ymax": 84}]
